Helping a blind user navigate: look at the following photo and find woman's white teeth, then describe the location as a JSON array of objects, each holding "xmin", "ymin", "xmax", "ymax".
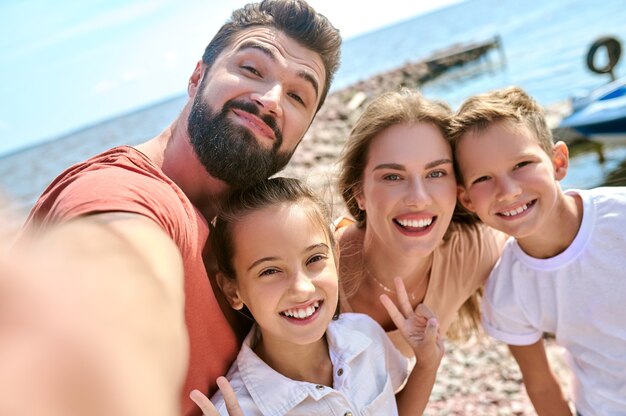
[
  {"xmin": 282, "ymin": 301, "xmax": 319, "ymax": 319},
  {"xmin": 502, "ymin": 203, "xmax": 529, "ymax": 217},
  {"xmin": 397, "ymin": 218, "xmax": 433, "ymax": 228}
]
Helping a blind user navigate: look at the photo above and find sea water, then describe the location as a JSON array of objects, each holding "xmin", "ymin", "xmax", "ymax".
[
  {"xmin": 1, "ymin": 0, "xmax": 626, "ymax": 217},
  {"xmin": 338, "ymin": 0, "xmax": 626, "ymax": 107},
  {"xmin": 336, "ymin": 0, "xmax": 626, "ymax": 189}
]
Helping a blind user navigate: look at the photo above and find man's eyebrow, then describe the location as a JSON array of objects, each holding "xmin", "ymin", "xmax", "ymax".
[{"xmin": 237, "ymin": 41, "xmax": 319, "ymax": 100}]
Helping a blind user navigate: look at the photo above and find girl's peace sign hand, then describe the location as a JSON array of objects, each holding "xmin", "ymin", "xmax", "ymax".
[
  {"xmin": 190, "ymin": 377, "xmax": 243, "ymax": 416},
  {"xmin": 380, "ymin": 277, "xmax": 445, "ymax": 370}
]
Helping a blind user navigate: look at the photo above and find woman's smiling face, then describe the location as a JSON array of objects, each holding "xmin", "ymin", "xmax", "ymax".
[{"xmin": 357, "ymin": 122, "xmax": 457, "ymax": 256}]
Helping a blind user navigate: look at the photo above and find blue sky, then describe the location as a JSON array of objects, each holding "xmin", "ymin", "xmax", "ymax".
[{"xmin": 0, "ymin": 0, "xmax": 462, "ymax": 157}]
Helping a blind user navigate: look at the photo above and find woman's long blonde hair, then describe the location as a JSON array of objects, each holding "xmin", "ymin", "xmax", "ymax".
[{"xmin": 337, "ymin": 89, "xmax": 482, "ymax": 340}]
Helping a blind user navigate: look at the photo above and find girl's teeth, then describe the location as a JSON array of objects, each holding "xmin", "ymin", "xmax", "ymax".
[{"xmin": 283, "ymin": 301, "xmax": 319, "ymax": 319}]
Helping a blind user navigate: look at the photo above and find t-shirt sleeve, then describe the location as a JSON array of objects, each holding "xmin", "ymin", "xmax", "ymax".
[
  {"xmin": 438, "ymin": 222, "xmax": 506, "ymax": 302},
  {"xmin": 470, "ymin": 223, "xmax": 507, "ymax": 285},
  {"xmin": 481, "ymin": 258, "xmax": 543, "ymax": 346},
  {"xmin": 332, "ymin": 215, "xmax": 354, "ymax": 240}
]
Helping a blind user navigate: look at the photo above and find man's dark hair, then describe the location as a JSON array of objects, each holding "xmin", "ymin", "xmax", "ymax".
[{"xmin": 202, "ymin": 0, "xmax": 341, "ymax": 111}]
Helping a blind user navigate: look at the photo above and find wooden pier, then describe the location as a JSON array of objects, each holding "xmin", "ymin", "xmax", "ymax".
[{"xmin": 423, "ymin": 35, "xmax": 505, "ymax": 75}]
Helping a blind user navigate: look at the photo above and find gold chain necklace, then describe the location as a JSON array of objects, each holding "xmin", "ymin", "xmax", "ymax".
[{"xmin": 363, "ymin": 265, "xmax": 418, "ymax": 301}]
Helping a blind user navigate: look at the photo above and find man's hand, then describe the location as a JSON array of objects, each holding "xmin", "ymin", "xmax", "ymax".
[{"xmin": 0, "ymin": 213, "xmax": 188, "ymax": 416}]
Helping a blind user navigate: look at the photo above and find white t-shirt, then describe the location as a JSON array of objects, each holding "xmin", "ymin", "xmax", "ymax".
[
  {"xmin": 482, "ymin": 187, "xmax": 626, "ymax": 416},
  {"xmin": 211, "ymin": 313, "xmax": 410, "ymax": 415}
]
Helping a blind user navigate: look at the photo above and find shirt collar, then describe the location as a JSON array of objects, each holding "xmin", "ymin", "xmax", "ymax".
[
  {"xmin": 326, "ymin": 314, "xmax": 372, "ymax": 363},
  {"xmin": 236, "ymin": 316, "xmax": 372, "ymax": 415}
]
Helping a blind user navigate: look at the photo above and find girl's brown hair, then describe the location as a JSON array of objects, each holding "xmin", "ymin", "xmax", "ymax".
[{"xmin": 211, "ymin": 177, "xmax": 335, "ymax": 281}]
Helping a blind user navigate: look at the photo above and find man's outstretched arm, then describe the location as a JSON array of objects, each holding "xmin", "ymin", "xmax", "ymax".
[{"xmin": 1, "ymin": 212, "xmax": 188, "ymax": 416}]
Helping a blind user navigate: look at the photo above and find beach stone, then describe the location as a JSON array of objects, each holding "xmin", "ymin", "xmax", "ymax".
[{"xmin": 346, "ymin": 91, "xmax": 368, "ymax": 111}]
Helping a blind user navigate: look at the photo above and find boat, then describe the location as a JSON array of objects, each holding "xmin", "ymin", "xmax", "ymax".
[{"xmin": 558, "ymin": 77, "xmax": 626, "ymax": 137}]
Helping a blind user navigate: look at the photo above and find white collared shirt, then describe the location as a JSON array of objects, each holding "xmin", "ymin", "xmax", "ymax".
[{"xmin": 211, "ymin": 313, "xmax": 410, "ymax": 415}]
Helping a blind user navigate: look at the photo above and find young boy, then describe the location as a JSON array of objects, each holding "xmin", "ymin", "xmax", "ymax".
[{"xmin": 449, "ymin": 86, "xmax": 626, "ymax": 416}]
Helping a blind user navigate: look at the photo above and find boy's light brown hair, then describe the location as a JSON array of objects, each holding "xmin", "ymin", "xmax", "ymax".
[{"xmin": 449, "ymin": 86, "xmax": 554, "ymax": 182}]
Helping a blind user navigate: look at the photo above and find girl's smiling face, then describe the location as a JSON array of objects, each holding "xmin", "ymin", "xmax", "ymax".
[{"xmin": 225, "ymin": 201, "xmax": 338, "ymax": 349}]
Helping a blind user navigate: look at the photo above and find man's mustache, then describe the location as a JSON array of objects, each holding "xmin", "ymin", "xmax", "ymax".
[{"xmin": 224, "ymin": 100, "xmax": 282, "ymax": 142}]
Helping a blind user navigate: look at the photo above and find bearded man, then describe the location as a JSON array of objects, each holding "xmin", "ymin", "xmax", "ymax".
[{"xmin": 10, "ymin": 1, "xmax": 341, "ymax": 415}]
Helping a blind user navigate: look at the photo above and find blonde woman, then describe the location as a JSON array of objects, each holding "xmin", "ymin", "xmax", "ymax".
[{"xmin": 336, "ymin": 90, "xmax": 506, "ymax": 357}]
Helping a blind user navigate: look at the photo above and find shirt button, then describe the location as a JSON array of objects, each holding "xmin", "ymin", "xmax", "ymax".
[
  {"xmin": 337, "ymin": 368, "xmax": 344, "ymax": 376},
  {"xmin": 344, "ymin": 412, "xmax": 353, "ymax": 416},
  {"xmin": 315, "ymin": 385, "xmax": 324, "ymax": 390}
]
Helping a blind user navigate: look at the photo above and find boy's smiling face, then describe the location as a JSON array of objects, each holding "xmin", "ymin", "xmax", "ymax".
[{"xmin": 456, "ymin": 120, "xmax": 569, "ymax": 240}]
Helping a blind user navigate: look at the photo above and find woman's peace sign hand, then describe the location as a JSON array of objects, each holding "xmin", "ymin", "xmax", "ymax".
[{"xmin": 380, "ymin": 277, "xmax": 445, "ymax": 370}]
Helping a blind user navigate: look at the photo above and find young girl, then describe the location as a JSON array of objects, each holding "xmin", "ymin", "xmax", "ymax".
[{"xmin": 191, "ymin": 177, "xmax": 443, "ymax": 415}]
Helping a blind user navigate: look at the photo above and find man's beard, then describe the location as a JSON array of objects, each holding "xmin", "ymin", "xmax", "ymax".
[{"xmin": 187, "ymin": 95, "xmax": 293, "ymax": 188}]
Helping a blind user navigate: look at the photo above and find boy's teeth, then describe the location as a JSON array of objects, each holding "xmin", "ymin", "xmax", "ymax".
[
  {"xmin": 397, "ymin": 217, "xmax": 433, "ymax": 228},
  {"xmin": 502, "ymin": 203, "xmax": 529, "ymax": 217},
  {"xmin": 282, "ymin": 301, "xmax": 319, "ymax": 319}
]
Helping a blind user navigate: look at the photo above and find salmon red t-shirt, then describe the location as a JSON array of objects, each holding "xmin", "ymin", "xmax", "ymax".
[{"xmin": 22, "ymin": 146, "xmax": 239, "ymax": 416}]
